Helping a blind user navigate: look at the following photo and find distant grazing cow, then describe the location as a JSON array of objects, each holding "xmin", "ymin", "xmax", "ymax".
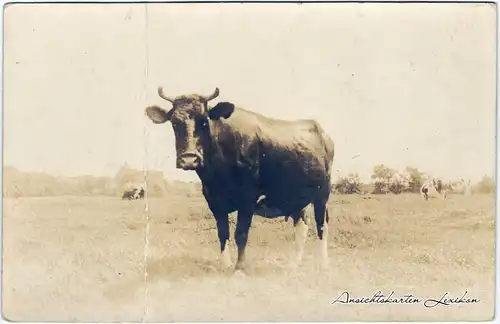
[
  {"xmin": 420, "ymin": 179, "xmax": 446, "ymax": 201},
  {"xmin": 134, "ymin": 188, "xmax": 145, "ymax": 200},
  {"xmin": 145, "ymin": 87, "xmax": 335, "ymax": 272},
  {"xmin": 122, "ymin": 187, "xmax": 145, "ymax": 200},
  {"xmin": 464, "ymin": 179, "xmax": 472, "ymax": 196},
  {"xmin": 122, "ymin": 189, "xmax": 137, "ymax": 200}
]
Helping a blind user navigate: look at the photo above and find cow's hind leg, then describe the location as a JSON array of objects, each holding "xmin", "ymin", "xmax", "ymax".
[
  {"xmin": 313, "ymin": 199, "xmax": 329, "ymax": 268},
  {"xmin": 214, "ymin": 212, "xmax": 232, "ymax": 269},
  {"xmin": 290, "ymin": 208, "xmax": 309, "ymax": 267}
]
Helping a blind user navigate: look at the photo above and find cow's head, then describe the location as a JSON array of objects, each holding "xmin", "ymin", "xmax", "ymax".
[
  {"xmin": 145, "ymin": 87, "xmax": 235, "ymax": 170},
  {"xmin": 432, "ymin": 178, "xmax": 443, "ymax": 192}
]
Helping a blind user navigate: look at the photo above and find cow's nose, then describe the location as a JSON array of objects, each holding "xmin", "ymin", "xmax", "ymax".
[{"xmin": 177, "ymin": 153, "xmax": 200, "ymax": 170}]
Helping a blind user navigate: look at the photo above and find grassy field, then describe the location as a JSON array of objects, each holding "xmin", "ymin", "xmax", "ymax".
[{"xmin": 2, "ymin": 192, "xmax": 495, "ymax": 321}]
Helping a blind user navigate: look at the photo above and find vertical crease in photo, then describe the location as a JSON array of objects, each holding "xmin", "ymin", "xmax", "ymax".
[{"xmin": 142, "ymin": 3, "xmax": 150, "ymax": 322}]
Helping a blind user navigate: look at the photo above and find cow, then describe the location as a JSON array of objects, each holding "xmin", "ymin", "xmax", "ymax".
[
  {"xmin": 134, "ymin": 188, "xmax": 145, "ymax": 200},
  {"xmin": 420, "ymin": 178, "xmax": 446, "ymax": 201},
  {"xmin": 464, "ymin": 179, "xmax": 472, "ymax": 196},
  {"xmin": 122, "ymin": 188, "xmax": 137, "ymax": 200},
  {"xmin": 145, "ymin": 87, "xmax": 335, "ymax": 272},
  {"xmin": 122, "ymin": 187, "xmax": 145, "ymax": 200}
]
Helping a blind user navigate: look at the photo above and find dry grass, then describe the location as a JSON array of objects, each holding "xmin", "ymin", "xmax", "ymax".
[{"xmin": 2, "ymin": 193, "xmax": 495, "ymax": 321}]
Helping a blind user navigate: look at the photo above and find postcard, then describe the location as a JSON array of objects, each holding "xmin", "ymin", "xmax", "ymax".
[{"xmin": 2, "ymin": 2, "xmax": 496, "ymax": 322}]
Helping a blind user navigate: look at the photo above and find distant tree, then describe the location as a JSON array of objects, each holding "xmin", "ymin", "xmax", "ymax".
[
  {"xmin": 388, "ymin": 172, "xmax": 411, "ymax": 194},
  {"xmin": 371, "ymin": 164, "xmax": 396, "ymax": 181},
  {"xmin": 371, "ymin": 164, "xmax": 396, "ymax": 194},
  {"xmin": 335, "ymin": 173, "xmax": 363, "ymax": 194},
  {"xmin": 474, "ymin": 175, "xmax": 495, "ymax": 194},
  {"xmin": 404, "ymin": 166, "xmax": 426, "ymax": 193},
  {"xmin": 372, "ymin": 179, "xmax": 387, "ymax": 194}
]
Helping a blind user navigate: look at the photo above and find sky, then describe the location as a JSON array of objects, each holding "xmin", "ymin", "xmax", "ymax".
[{"xmin": 3, "ymin": 3, "xmax": 496, "ymax": 183}]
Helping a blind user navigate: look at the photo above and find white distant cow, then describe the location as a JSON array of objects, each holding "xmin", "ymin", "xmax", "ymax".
[
  {"xmin": 420, "ymin": 178, "xmax": 447, "ymax": 201},
  {"xmin": 464, "ymin": 179, "xmax": 472, "ymax": 196},
  {"xmin": 451, "ymin": 178, "xmax": 472, "ymax": 195}
]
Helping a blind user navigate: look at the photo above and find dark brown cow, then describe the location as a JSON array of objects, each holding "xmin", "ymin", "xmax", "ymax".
[
  {"xmin": 145, "ymin": 87, "xmax": 335, "ymax": 271},
  {"xmin": 122, "ymin": 188, "xmax": 137, "ymax": 200}
]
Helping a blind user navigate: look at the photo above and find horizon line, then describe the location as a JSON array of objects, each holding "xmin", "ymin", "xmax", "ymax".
[{"xmin": 3, "ymin": 164, "xmax": 494, "ymax": 184}]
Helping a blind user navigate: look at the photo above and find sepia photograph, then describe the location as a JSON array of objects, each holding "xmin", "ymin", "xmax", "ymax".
[{"xmin": 2, "ymin": 2, "xmax": 497, "ymax": 322}]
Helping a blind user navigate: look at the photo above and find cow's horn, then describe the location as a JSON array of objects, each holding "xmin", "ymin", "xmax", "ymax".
[
  {"xmin": 205, "ymin": 87, "xmax": 220, "ymax": 101},
  {"xmin": 157, "ymin": 87, "xmax": 175, "ymax": 103}
]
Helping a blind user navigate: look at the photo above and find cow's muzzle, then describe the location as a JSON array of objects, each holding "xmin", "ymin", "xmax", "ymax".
[{"xmin": 176, "ymin": 153, "xmax": 202, "ymax": 170}]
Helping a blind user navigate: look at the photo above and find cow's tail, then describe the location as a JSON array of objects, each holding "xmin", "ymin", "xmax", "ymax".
[{"xmin": 312, "ymin": 121, "xmax": 337, "ymax": 196}]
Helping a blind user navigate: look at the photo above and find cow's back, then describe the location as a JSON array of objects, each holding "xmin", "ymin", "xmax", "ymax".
[
  {"xmin": 209, "ymin": 107, "xmax": 334, "ymax": 214},
  {"xmin": 259, "ymin": 118, "xmax": 334, "ymax": 212},
  {"xmin": 213, "ymin": 107, "xmax": 333, "ymax": 162}
]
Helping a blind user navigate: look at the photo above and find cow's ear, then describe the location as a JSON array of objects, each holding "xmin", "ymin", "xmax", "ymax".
[
  {"xmin": 145, "ymin": 105, "xmax": 172, "ymax": 124},
  {"xmin": 208, "ymin": 102, "xmax": 235, "ymax": 120}
]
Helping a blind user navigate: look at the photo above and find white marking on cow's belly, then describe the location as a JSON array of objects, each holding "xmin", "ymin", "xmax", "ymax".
[{"xmin": 254, "ymin": 195, "xmax": 286, "ymax": 218}]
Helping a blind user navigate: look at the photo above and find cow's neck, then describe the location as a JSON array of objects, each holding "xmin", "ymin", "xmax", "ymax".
[
  {"xmin": 196, "ymin": 118, "xmax": 260, "ymax": 189},
  {"xmin": 194, "ymin": 140, "xmax": 221, "ymax": 183},
  {"xmin": 194, "ymin": 148, "xmax": 226, "ymax": 183}
]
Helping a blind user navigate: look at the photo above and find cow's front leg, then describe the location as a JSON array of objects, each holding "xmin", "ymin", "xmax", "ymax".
[
  {"xmin": 214, "ymin": 212, "xmax": 232, "ymax": 269},
  {"xmin": 234, "ymin": 205, "xmax": 254, "ymax": 271}
]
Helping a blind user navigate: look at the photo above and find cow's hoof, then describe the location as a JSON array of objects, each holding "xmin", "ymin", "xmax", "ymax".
[
  {"xmin": 232, "ymin": 269, "xmax": 247, "ymax": 278},
  {"xmin": 220, "ymin": 258, "xmax": 233, "ymax": 270},
  {"xmin": 220, "ymin": 249, "xmax": 233, "ymax": 269},
  {"xmin": 233, "ymin": 261, "xmax": 248, "ymax": 274},
  {"xmin": 234, "ymin": 259, "xmax": 247, "ymax": 270}
]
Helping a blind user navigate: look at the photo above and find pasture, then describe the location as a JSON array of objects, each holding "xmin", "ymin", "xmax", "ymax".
[{"xmin": 2, "ymin": 192, "xmax": 495, "ymax": 321}]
